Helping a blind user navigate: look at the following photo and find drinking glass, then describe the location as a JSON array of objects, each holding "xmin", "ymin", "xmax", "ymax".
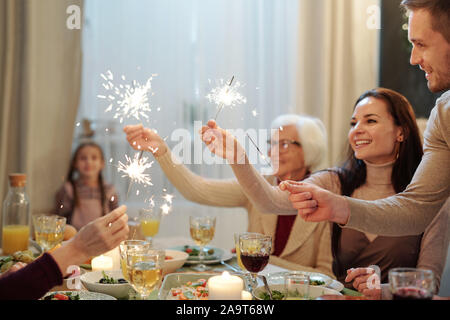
[
  {"xmin": 139, "ymin": 208, "xmax": 162, "ymax": 246},
  {"xmin": 389, "ymin": 268, "xmax": 435, "ymax": 300},
  {"xmin": 284, "ymin": 272, "xmax": 310, "ymax": 300},
  {"xmin": 32, "ymin": 215, "xmax": 66, "ymax": 251},
  {"xmin": 239, "ymin": 233, "xmax": 272, "ymax": 291},
  {"xmin": 189, "ymin": 216, "xmax": 216, "ymax": 272},
  {"xmin": 126, "ymin": 247, "xmax": 165, "ymax": 300},
  {"xmin": 118, "ymin": 240, "xmax": 150, "ymax": 281}
]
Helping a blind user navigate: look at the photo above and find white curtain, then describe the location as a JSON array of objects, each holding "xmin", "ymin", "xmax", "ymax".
[
  {"xmin": 77, "ymin": 0, "xmax": 379, "ymax": 249},
  {"xmin": 77, "ymin": 0, "xmax": 300, "ymax": 248},
  {"xmin": 295, "ymin": 0, "xmax": 380, "ymax": 166},
  {"xmin": 0, "ymin": 0, "xmax": 82, "ymax": 234}
]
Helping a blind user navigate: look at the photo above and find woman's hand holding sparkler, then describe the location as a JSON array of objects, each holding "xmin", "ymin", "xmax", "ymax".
[
  {"xmin": 200, "ymin": 120, "xmax": 247, "ymax": 164},
  {"xmin": 124, "ymin": 124, "xmax": 167, "ymax": 157}
]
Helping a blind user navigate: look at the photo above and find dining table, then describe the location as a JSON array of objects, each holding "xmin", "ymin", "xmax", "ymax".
[{"xmin": 45, "ymin": 236, "xmax": 362, "ymax": 300}]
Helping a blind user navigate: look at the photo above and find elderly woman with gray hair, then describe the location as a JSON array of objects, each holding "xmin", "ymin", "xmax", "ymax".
[{"xmin": 123, "ymin": 114, "xmax": 333, "ymax": 276}]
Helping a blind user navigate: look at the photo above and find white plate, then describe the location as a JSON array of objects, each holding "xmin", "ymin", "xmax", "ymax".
[
  {"xmin": 42, "ymin": 290, "xmax": 117, "ymax": 300},
  {"xmin": 265, "ymin": 271, "xmax": 333, "ymax": 287},
  {"xmin": 253, "ymin": 284, "xmax": 342, "ymax": 300},
  {"xmin": 328, "ymin": 279, "xmax": 344, "ymax": 292},
  {"xmin": 170, "ymin": 246, "xmax": 233, "ymax": 265}
]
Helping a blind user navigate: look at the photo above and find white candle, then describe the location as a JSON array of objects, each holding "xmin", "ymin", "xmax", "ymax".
[
  {"xmin": 104, "ymin": 246, "xmax": 121, "ymax": 270},
  {"xmin": 207, "ymin": 271, "xmax": 244, "ymax": 300},
  {"xmin": 91, "ymin": 255, "xmax": 113, "ymax": 271},
  {"xmin": 241, "ymin": 290, "xmax": 252, "ymax": 300}
]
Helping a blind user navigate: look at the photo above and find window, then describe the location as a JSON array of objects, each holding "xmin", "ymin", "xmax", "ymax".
[{"xmin": 75, "ymin": 0, "xmax": 300, "ymax": 214}]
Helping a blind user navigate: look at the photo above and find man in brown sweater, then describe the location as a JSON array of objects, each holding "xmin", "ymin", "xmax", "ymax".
[{"xmin": 283, "ymin": 0, "xmax": 450, "ymax": 237}]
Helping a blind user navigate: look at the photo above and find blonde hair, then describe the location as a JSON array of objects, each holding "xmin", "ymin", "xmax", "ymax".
[{"xmin": 270, "ymin": 114, "xmax": 328, "ymax": 173}]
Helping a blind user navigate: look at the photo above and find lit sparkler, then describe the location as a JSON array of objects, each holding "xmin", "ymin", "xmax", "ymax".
[
  {"xmin": 206, "ymin": 76, "xmax": 247, "ymax": 121},
  {"xmin": 97, "ymin": 70, "xmax": 157, "ymax": 124},
  {"xmin": 117, "ymin": 152, "xmax": 154, "ymax": 199}
]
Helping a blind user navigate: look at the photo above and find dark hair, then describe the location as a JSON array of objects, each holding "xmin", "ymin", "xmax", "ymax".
[
  {"xmin": 335, "ymin": 88, "xmax": 423, "ymax": 197},
  {"xmin": 331, "ymin": 88, "xmax": 423, "ymax": 278},
  {"xmin": 67, "ymin": 141, "xmax": 107, "ymax": 216},
  {"xmin": 401, "ymin": 0, "xmax": 450, "ymax": 43}
]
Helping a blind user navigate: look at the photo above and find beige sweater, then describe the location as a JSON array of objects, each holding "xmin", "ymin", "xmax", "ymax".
[
  {"xmin": 303, "ymin": 163, "xmax": 447, "ymax": 289},
  {"xmin": 228, "ymin": 158, "xmax": 447, "ymax": 288},
  {"xmin": 346, "ymin": 90, "xmax": 450, "ymax": 236},
  {"xmin": 155, "ymin": 150, "xmax": 334, "ymax": 277},
  {"xmin": 228, "ymin": 91, "xmax": 450, "ymax": 237}
]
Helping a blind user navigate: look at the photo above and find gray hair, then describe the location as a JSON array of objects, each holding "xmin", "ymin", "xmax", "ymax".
[{"xmin": 270, "ymin": 114, "xmax": 328, "ymax": 172}]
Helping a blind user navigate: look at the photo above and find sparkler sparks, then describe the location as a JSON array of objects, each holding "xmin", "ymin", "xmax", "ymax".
[
  {"xmin": 160, "ymin": 203, "xmax": 171, "ymax": 215},
  {"xmin": 97, "ymin": 70, "xmax": 157, "ymax": 124},
  {"xmin": 162, "ymin": 193, "xmax": 174, "ymax": 204},
  {"xmin": 206, "ymin": 76, "xmax": 247, "ymax": 121},
  {"xmin": 117, "ymin": 153, "xmax": 154, "ymax": 187}
]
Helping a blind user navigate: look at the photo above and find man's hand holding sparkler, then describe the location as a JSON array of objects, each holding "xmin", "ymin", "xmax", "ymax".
[
  {"xmin": 200, "ymin": 120, "xmax": 247, "ymax": 165},
  {"xmin": 124, "ymin": 124, "xmax": 167, "ymax": 157}
]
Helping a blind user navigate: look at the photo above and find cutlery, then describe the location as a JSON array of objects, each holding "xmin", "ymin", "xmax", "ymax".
[
  {"xmin": 220, "ymin": 260, "xmax": 242, "ymax": 274},
  {"xmin": 260, "ymin": 275, "xmax": 273, "ymax": 300}
]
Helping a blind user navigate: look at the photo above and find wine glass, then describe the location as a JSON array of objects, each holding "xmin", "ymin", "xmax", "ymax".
[
  {"xmin": 139, "ymin": 208, "xmax": 162, "ymax": 246},
  {"xmin": 239, "ymin": 233, "xmax": 272, "ymax": 292},
  {"xmin": 389, "ymin": 268, "xmax": 435, "ymax": 300},
  {"xmin": 189, "ymin": 216, "xmax": 216, "ymax": 272},
  {"xmin": 32, "ymin": 215, "xmax": 66, "ymax": 251},
  {"xmin": 118, "ymin": 240, "xmax": 150, "ymax": 281},
  {"xmin": 126, "ymin": 247, "xmax": 165, "ymax": 300},
  {"xmin": 234, "ymin": 232, "xmax": 259, "ymax": 290}
]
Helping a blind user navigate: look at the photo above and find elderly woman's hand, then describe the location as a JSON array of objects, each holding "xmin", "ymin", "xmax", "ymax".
[
  {"xmin": 124, "ymin": 124, "xmax": 167, "ymax": 157},
  {"xmin": 200, "ymin": 119, "xmax": 246, "ymax": 164},
  {"xmin": 345, "ymin": 267, "xmax": 381, "ymax": 300}
]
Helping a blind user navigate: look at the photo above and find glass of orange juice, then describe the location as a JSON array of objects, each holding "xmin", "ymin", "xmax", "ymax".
[
  {"xmin": 2, "ymin": 225, "xmax": 30, "ymax": 255},
  {"xmin": 139, "ymin": 209, "xmax": 162, "ymax": 247}
]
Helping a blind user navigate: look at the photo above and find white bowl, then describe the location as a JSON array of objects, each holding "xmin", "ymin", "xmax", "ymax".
[
  {"xmin": 163, "ymin": 249, "xmax": 189, "ymax": 276},
  {"xmin": 80, "ymin": 270, "xmax": 131, "ymax": 299},
  {"xmin": 253, "ymin": 284, "xmax": 342, "ymax": 300}
]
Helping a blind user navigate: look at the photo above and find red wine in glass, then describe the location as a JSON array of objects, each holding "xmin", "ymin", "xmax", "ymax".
[
  {"xmin": 240, "ymin": 253, "xmax": 269, "ymax": 273},
  {"xmin": 392, "ymin": 287, "xmax": 433, "ymax": 300}
]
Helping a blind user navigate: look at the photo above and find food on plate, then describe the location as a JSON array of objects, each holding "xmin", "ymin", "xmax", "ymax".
[
  {"xmin": 98, "ymin": 271, "xmax": 127, "ymax": 284},
  {"xmin": 63, "ymin": 225, "xmax": 77, "ymax": 240},
  {"xmin": 259, "ymin": 290, "xmax": 285, "ymax": 300},
  {"xmin": 165, "ymin": 256, "xmax": 173, "ymax": 260},
  {"xmin": 43, "ymin": 292, "xmax": 80, "ymax": 300},
  {"xmin": 309, "ymin": 279, "xmax": 325, "ymax": 286},
  {"xmin": 0, "ymin": 250, "xmax": 36, "ymax": 273},
  {"xmin": 183, "ymin": 245, "xmax": 214, "ymax": 257},
  {"xmin": 166, "ymin": 278, "xmax": 208, "ymax": 300}
]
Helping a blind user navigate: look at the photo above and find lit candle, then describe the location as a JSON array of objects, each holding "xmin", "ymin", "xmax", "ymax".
[
  {"xmin": 91, "ymin": 255, "xmax": 113, "ymax": 271},
  {"xmin": 104, "ymin": 246, "xmax": 121, "ymax": 270},
  {"xmin": 207, "ymin": 271, "xmax": 244, "ymax": 300},
  {"xmin": 241, "ymin": 290, "xmax": 252, "ymax": 300}
]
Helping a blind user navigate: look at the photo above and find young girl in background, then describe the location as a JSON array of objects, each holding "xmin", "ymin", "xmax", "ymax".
[{"xmin": 55, "ymin": 142, "xmax": 119, "ymax": 230}]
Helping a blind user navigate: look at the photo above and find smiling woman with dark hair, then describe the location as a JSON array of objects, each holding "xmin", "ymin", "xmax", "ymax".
[{"xmin": 200, "ymin": 87, "xmax": 448, "ymax": 298}]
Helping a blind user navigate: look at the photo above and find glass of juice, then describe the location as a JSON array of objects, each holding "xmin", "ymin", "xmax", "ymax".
[
  {"xmin": 2, "ymin": 225, "xmax": 30, "ymax": 255},
  {"xmin": 127, "ymin": 247, "xmax": 165, "ymax": 300},
  {"xmin": 389, "ymin": 268, "xmax": 435, "ymax": 300},
  {"xmin": 139, "ymin": 209, "xmax": 162, "ymax": 247},
  {"xmin": 32, "ymin": 215, "xmax": 66, "ymax": 252}
]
